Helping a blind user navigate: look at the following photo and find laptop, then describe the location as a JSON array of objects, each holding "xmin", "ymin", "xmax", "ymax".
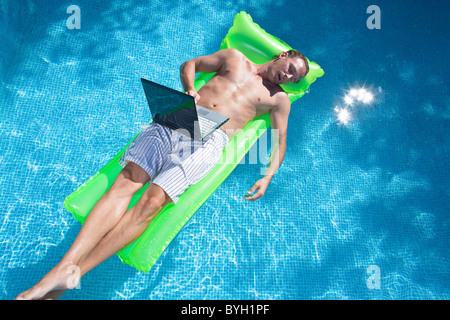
[{"xmin": 140, "ymin": 78, "xmax": 229, "ymax": 141}]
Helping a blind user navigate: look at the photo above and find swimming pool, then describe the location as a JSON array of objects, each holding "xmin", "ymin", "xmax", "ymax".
[{"xmin": 1, "ymin": 0, "xmax": 449, "ymax": 300}]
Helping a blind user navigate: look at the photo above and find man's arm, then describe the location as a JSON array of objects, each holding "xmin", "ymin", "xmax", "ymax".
[
  {"xmin": 245, "ymin": 94, "xmax": 291, "ymax": 201},
  {"xmin": 180, "ymin": 49, "xmax": 235, "ymax": 102}
]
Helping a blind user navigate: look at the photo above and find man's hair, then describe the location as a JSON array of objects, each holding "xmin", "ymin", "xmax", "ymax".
[{"xmin": 272, "ymin": 49, "xmax": 309, "ymax": 81}]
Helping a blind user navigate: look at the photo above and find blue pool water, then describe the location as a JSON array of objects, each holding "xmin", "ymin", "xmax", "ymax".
[{"xmin": 1, "ymin": 0, "xmax": 449, "ymax": 300}]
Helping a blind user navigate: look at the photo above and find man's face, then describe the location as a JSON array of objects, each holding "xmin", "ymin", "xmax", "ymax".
[{"xmin": 268, "ymin": 54, "xmax": 307, "ymax": 85}]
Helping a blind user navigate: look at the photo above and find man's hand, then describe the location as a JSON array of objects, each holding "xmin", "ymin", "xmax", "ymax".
[
  {"xmin": 185, "ymin": 89, "xmax": 200, "ymax": 104},
  {"xmin": 244, "ymin": 177, "xmax": 271, "ymax": 201}
]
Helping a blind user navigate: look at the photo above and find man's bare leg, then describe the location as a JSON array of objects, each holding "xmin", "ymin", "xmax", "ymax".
[
  {"xmin": 18, "ymin": 184, "xmax": 171, "ymax": 300},
  {"xmin": 64, "ymin": 162, "xmax": 150, "ymax": 263},
  {"xmin": 79, "ymin": 183, "xmax": 170, "ymax": 276},
  {"xmin": 19, "ymin": 183, "xmax": 170, "ymax": 300},
  {"xmin": 15, "ymin": 162, "xmax": 150, "ymax": 300}
]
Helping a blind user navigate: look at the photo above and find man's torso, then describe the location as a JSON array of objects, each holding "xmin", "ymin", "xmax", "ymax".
[{"xmin": 196, "ymin": 50, "xmax": 287, "ymax": 136}]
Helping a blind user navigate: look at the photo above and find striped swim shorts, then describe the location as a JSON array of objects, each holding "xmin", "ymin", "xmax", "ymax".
[{"xmin": 119, "ymin": 122, "xmax": 229, "ymax": 203}]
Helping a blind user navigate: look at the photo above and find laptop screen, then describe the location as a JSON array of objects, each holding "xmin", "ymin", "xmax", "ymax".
[{"xmin": 141, "ymin": 78, "xmax": 198, "ymax": 137}]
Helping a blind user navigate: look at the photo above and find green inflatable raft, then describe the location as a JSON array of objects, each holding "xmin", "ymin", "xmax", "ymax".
[{"xmin": 64, "ymin": 11, "xmax": 324, "ymax": 272}]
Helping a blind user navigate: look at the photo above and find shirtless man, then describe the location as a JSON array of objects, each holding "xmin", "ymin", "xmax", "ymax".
[{"xmin": 15, "ymin": 48, "xmax": 308, "ymax": 300}]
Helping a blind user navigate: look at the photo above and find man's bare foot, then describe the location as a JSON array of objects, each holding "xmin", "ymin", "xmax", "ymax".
[
  {"xmin": 15, "ymin": 262, "xmax": 80, "ymax": 300},
  {"xmin": 41, "ymin": 290, "xmax": 67, "ymax": 300}
]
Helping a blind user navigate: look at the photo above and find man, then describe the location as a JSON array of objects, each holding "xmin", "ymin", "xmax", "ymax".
[{"xmin": 15, "ymin": 48, "xmax": 309, "ymax": 300}]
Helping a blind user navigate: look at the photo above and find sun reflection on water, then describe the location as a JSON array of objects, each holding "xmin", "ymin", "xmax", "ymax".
[{"xmin": 334, "ymin": 86, "xmax": 377, "ymax": 126}]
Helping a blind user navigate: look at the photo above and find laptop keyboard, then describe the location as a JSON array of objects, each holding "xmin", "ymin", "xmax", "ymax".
[{"xmin": 199, "ymin": 116, "xmax": 217, "ymax": 135}]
